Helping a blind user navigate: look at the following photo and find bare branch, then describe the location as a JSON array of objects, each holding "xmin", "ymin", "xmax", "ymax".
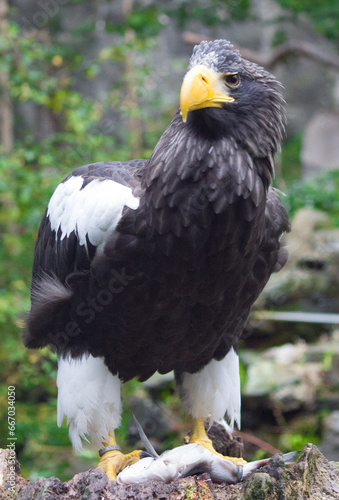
[{"xmin": 235, "ymin": 430, "xmax": 281, "ymax": 456}]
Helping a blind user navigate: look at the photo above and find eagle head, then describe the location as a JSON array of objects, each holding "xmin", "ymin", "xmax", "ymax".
[{"xmin": 180, "ymin": 39, "xmax": 285, "ymax": 158}]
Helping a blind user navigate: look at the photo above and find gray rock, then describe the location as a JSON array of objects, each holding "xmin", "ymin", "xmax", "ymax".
[
  {"xmin": 301, "ymin": 112, "xmax": 339, "ymax": 178},
  {"xmin": 319, "ymin": 411, "xmax": 339, "ymax": 461}
]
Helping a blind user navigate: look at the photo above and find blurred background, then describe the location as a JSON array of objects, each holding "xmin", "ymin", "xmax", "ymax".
[{"xmin": 1, "ymin": 0, "xmax": 339, "ymax": 481}]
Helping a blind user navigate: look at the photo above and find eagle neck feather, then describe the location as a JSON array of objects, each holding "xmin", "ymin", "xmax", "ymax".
[{"xmin": 142, "ymin": 110, "xmax": 272, "ymax": 204}]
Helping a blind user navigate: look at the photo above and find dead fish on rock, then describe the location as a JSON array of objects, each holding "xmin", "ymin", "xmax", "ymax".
[{"xmin": 116, "ymin": 443, "xmax": 298, "ymax": 485}]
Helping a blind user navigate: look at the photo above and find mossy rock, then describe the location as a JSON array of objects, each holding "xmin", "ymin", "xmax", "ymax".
[{"xmin": 2, "ymin": 444, "xmax": 339, "ymax": 499}]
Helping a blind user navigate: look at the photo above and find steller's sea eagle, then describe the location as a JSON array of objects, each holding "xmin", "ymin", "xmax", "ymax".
[{"xmin": 24, "ymin": 39, "xmax": 290, "ymax": 481}]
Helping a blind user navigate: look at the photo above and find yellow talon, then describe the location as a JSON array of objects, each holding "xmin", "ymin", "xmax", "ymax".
[
  {"xmin": 97, "ymin": 433, "xmax": 141, "ymax": 481},
  {"xmin": 189, "ymin": 418, "xmax": 246, "ymax": 467}
]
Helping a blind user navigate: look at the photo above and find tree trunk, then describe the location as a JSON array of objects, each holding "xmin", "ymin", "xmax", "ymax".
[
  {"xmin": 122, "ymin": 0, "xmax": 143, "ymax": 159},
  {"xmin": 0, "ymin": 0, "xmax": 13, "ymax": 152}
]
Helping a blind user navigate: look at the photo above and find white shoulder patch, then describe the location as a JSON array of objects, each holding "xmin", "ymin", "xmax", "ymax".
[{"xmin": 47, "ymin": 176, "xmax": 139, "ymax": 253}]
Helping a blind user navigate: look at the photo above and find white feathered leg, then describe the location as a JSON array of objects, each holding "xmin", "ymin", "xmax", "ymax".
[
  {"xmin": 177, "ymin": 347, "xmax": 241, "ymax": 428},
  {"xmin": 57, "ymin": 353, "xmax": 142, "ymax": 480},
  {"xmin": 57, "ymin": 354, "xmax": 122, "ymax": 453},
  {"xmin": 176, "ymin": 347, "xmax": 244, "ymax": 466}
]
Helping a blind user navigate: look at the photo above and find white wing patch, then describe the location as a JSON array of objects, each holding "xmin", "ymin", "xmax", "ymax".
[{"xmin": 47, "ymin": 176, "xmax": 140, "ymax": 253}]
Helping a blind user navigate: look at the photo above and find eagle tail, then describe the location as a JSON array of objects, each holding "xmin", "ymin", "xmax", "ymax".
[{"xmin": 23, "ymin": 275, "xmax": 73, "ymax": 351}]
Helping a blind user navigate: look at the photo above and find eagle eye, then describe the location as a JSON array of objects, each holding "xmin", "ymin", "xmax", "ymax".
[{"xmin": 225, "ymin": 73, "xmax": 240, "ymax": 88}]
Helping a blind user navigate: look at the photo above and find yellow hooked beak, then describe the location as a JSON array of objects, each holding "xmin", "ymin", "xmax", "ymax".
[{"xmin": 180, "ymin": 65, "xmax": 234, "ymax": 123}]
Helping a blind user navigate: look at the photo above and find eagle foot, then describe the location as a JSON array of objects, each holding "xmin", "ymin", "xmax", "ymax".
[
  {"xmin": 192, "ymin": 437, "xmax": 246, "ymax": 466},
  {"xmin": 189, "ymin": 418, "xmax": 246, "ymax": 467},
  {"xmin": 97, "ymin": 448, "xmax": 141, "ymax": 481}
]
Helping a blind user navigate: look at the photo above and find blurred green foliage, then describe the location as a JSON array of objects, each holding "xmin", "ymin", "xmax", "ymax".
[
  {"xmin": 275, "ymin": 0, "xmax": 339, "ymax": 41},
  {"xmin": 1, "ymin": 0, "xmax": 339, "ymax": 483},
  {"xmin": 173, "ymin": 0, "xmax": 250, "ymax": 28},
  {"xmin": 286, "ymin": 170, "xmax": 339, "ymax": 226}
]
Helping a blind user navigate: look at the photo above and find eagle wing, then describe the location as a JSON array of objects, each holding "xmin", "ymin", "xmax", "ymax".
[
  {"xmin": 261, "ymin": 186, "xmax": 290, "ymax": 276},
  {"xmin": 32, "ymin": 160, "xmax": 144, "ymax": 284},
  {"xmin": 24, "ymin": 160, "xmax": 144, "ymax": 349}
]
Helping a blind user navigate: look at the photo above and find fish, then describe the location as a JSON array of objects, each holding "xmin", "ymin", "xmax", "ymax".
[
  {"xmin": 117, "ymin": 440, "xmax": 298, "ymax": 485},
  {"xmin": 117, "ymin": 442, "xmax": 242, "ymax": 484},
  {"xmin": 117, "ymin": 414, "xmax": 298, "ymax": 485},
  {"xmin": 117, "ymin": 415, "xmax": 300, "ymax": 485}
]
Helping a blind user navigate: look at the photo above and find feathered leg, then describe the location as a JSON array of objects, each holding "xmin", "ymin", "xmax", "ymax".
[
  {"xmin": 176, "ymin": 347, "xmax": 246, "ymax": 465},
  {"xmin": 57, "ymin": 354, "xmax": 141, "ymax": 481}
]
